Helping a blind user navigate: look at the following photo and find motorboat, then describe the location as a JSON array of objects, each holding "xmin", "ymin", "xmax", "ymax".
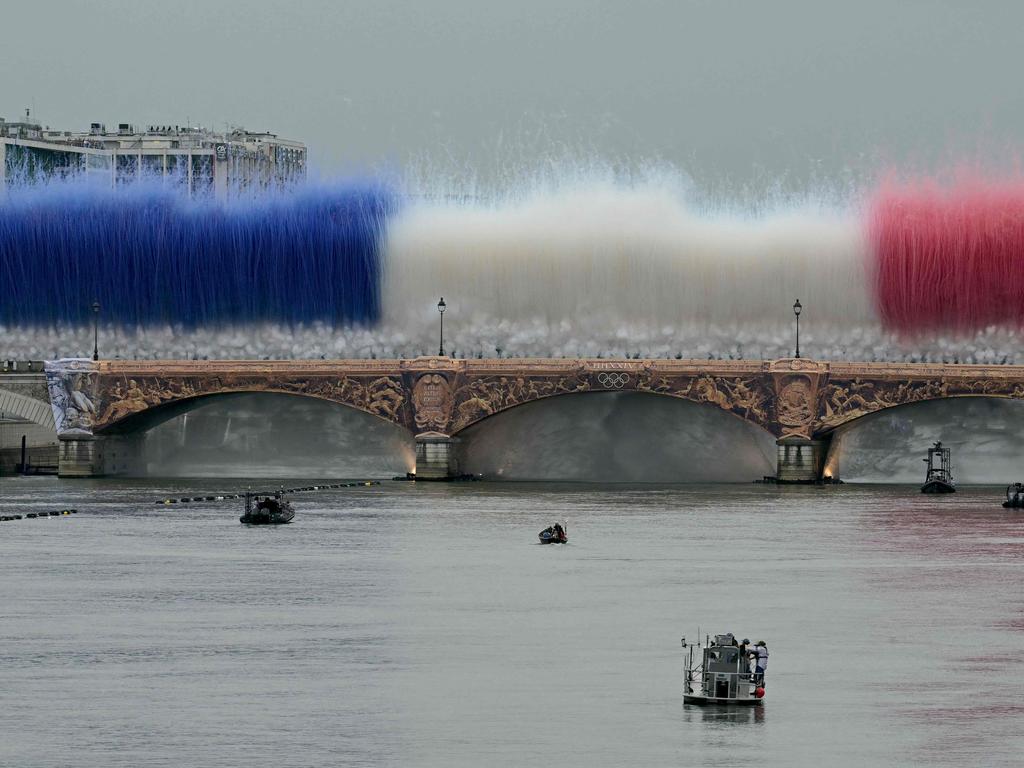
[
  {"xmin": 921, "ymin": 441, "xmax": 956, "ymax": 494},
  {"xmin": 539, "ymin": 523, "xmax": 568, "ymax": 544},
  {"xmin": 683, "ymin": 633, "xmax": 766, "ymax": 706},
  {"xmin": 1004, "ymin": 482, "xmax": 1024, "ymax": 509},
  {"xmin": 240, "ymin": 491, "xmax": 295, "ymax": 525}
]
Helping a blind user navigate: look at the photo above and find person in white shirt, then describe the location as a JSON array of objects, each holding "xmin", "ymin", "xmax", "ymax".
[{"xmin": 753, "ymin": 641, "xmax": 768, "ymax": 683}]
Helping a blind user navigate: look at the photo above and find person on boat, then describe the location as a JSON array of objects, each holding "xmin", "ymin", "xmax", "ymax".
[
  {"xmin": 753, "ymin": 641, "xmax": 768, "ymax": 682},
  {"xmin": 738, "ymin": 638, "xmax": 750, "ymax": 666},
  {"xmin": 553, "ymin": 522, "xmax": 565, "ymax": 539}
]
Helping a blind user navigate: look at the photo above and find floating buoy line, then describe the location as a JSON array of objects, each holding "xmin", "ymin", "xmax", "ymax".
[
  {"xmin": 155, "ymin": 481, "xmax": 380, "ymax": 505},
  {"xmin": 0, "ymin": 509, "xmax": 77, "ymax": 521},
  {"xmin": 0, "ymin": 484, "xmax": 382, "ymax": 523}
]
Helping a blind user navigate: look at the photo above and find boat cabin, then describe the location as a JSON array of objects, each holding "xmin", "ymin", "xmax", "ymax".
[{"xmin": 682, "ymin": 633, "xmax": 765, "ymax": 705}]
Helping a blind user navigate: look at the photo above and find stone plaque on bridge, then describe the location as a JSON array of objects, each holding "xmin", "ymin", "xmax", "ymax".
[{"xmin": 413, "ymin": 373, "xmax": 454, "ymax": 433}]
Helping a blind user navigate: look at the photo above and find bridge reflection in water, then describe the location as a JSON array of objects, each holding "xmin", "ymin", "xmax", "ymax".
[{"xmin": 30, "ymin": 357, "xmax": 1024, "ymax": 479}]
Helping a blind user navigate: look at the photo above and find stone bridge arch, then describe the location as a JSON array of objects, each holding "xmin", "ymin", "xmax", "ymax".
[
  {"xmin": 93, "ymin": 383, "xmax": 413, "ymax": 437},
  {"xmin": 94, "ymin": 388, "xmax": 411, "ymax": 437},
  {"xmin": 441, "ymin": 365, "xmax": 778, "ymax": 437},
  {"xmin": 406, "ymin": 358, "xmax": 792, "ymax": 478},
  {"xmin": 814, "ymin": 367, "xmax": 1024, "ymax": 436},
  {"xmin": 61, "ymin": 361, "xmax": 413, "ymax": 437},
  {"xmin": 0, "ymin": 385, "xmax": 55, "ymax": 429}
]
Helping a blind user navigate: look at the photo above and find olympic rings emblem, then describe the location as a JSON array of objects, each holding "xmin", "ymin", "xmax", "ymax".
[{"xmin": 596, "ymin": 372, "xmax": 629, "ymax": 389}]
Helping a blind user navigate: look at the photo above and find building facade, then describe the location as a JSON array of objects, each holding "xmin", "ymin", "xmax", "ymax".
[{"xmin": 0, "ymin": 111, "xmax": 306, "ymax": 200}]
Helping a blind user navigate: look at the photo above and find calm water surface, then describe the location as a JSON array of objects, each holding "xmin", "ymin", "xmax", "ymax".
[{"xmin": 1, "ymin": 478, "xmax": 1021, "ymax": 767}]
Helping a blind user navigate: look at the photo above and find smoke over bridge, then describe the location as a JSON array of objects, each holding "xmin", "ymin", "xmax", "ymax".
[{"xmin": 2, "ymin": 171, "xmax": 1023, "ymax": 363}]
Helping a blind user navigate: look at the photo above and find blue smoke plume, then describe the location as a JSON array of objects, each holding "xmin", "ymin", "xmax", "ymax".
[{"xmin": 0, "ymin": 177, "xmax": 394, "ymax": 328}]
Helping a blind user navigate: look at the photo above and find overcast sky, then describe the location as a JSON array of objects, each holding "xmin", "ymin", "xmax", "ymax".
[{"xmin": 3, "ymin": 1, "xmax": 1022, "ymax": 192}]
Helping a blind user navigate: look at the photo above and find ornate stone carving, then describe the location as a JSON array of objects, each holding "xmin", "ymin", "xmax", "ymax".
[
  {"xmin": 44, "ymin": 359, "xmax": 99, "ymax": 436},
  {"xmin": 412, "ymin": 373, "xmax": 454, "ymax": 432},
  {"xmin": 776, "ymin": 375, "xmax": 815, "ymax": 429},
  {"xmin": 445, "ymin": 366, "xmax": 774, "ymax": 433},
  {"xmin": 690, "ymin": 375, "xmax": 773, "ymax": 427},
  {"xmin": 93, "ymin": 371, "xmax": 406, "ymax": 431},
  {"xmin": 818, "ymin": 375, "xmax": 1024, "ymax": 430},
  {"xmin": 449, "ymin": 369, "xmax": 592, "ymax": 432}
]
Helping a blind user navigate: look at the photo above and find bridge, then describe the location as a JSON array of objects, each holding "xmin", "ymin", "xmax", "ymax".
[{"xmin": 7, "ymin": 356, "xmax": 1019, "ymax": 480}]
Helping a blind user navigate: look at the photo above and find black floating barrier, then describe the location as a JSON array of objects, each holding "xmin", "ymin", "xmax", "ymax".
[
  {"xmin": 151, "ymin": 480, "xmax": 381, "ymax": 506},
  {"xmin": 2, "ymin": 509, "xmax": 73, "ymax": 521}
]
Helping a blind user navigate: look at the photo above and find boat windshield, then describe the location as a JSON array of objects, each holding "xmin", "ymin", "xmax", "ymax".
[{"xmin": 707, "ymin": 646, "xmax": 742, "ymax": 671}]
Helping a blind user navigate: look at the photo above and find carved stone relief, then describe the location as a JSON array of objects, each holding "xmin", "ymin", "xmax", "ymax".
[
  {"xmin": 776, "ymin": 374, "xmax": 816, "ymax": 433},
  {"xmin": 45, "ymin": 359, "xmax": 100, "ymax": 436},
  {"xmin": 818, "ymin": 376, "xmax": 1024, "ymax": 430},
  {"xmin": 412, "ymin": 373, "xmax": 454, "ymax": 432},
  {"xmin": 446, "ymin": 368, "xmax": 774, "ymax": 433}
]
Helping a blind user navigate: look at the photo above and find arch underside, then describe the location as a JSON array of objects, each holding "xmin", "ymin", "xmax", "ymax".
[
  {"xmin": 454, "ymin": 387, "xmax": 778, "ymax": 482},
  {"xmin": 0, "ymin": 388, "xmax": 55, "ymax": 429},
  {"xmin": 449, "ymin": 383, "xmax": 776, "ymax": 436},
  {"xmin": 95, "ymin": 385, "xmax": 409, "ymax": 435}
]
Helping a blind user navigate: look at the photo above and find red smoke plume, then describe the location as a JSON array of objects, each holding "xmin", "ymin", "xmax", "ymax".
[{"xmin": 870, "ymin": 176, "xmax": 1024, "ymax": 333}]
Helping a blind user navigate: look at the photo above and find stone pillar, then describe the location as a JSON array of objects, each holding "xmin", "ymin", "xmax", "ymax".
[
  {"xmin": 414, "ymin": 433, "xmax": 460, "ymax": 480},
  {"xmin": 775, "ymin": 437, "xmax": 829, "ymax": 483},
  {"xmin": 58, "ymin": 435, "xmax": 105, "ymax": 478}
]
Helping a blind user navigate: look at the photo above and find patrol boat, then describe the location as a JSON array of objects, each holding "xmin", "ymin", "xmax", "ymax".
[
  {"xmin": 682, "ymin": 633, "xmax": 766, "ymax": 706},
  {"xmin": 1004, "ymin": 482, "xmax": 1024, "ymax": 509},
  {"xmin": 240, "ymin": 490, "xmax": 295, "ymax": 525},
  {"xmin": 921, "ymin": 441, "xmax": 956, "ymax": 494}
]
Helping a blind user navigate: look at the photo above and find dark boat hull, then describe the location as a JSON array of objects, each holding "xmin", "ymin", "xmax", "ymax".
[
  {"xmin": 684, "ymin": 694, "xmax": 763, "ymax": 706},
  {"xmin": 240, "ymin": 510, "xmax": 294, "ymax": 524},
  {"xmin": 240, "ymin": 511, "xmax": 295, "ymax": 524},
  {"xmin": 538, "ymin": 534, "xmax": 568, "ymax": 544},
  {"xmin": 921, "ymin": 480, "xmax": 956, "ymax": 494}
]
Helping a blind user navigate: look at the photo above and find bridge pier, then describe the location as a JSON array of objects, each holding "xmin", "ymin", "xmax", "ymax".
[
  {"xmin": 775, "ymin": 436, "xmax": 831, "ymax": 483},
  {"xmin": 58, "ymin": 435, "xmax": 105, "ymax": 478},
  {"xmin": 414, "ymin": 433, "xmax": 460, "ymax": 480}
]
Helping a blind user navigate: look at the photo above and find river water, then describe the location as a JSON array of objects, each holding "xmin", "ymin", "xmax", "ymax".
[{"xmin": 1, "ymin": 477, "xmax": 1021, "ymax": 767}]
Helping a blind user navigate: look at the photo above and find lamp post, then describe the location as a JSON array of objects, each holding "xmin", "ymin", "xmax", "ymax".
[
  {"xmin": 91, "ymin": 300, "xmax": 101, "ymax": 361},
  {"xmin": 792, "ymin": 299, "xmax": 802, "ymax": 359},
  {"xmin": 437, "ymin": 297, "xmax": 446, "ymax": 357}
]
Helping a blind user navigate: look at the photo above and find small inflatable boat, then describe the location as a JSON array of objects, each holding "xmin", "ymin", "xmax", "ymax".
[{"xmin": 539, "ymin": 524, "xmax": 567, "ymax": 544}]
